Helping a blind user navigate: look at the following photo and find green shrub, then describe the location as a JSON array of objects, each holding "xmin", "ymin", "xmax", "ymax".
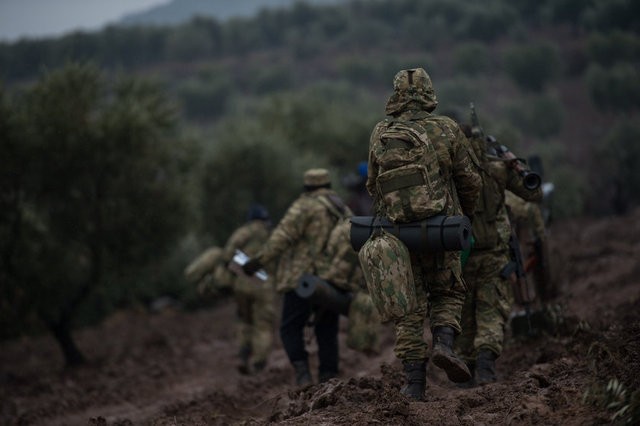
[
  {"xmin": 504, "ymin": 41, "xmax": 562, "ymax": 91},
  {"xmin": 587, "ymin": 31, "xmax": 640, "ymax": 66},
  {"xmin": 586, "ymin": 63, "xmax": 640, "ymax": 112},
  {"xmin": 505, "ymin": 95, "xmax": 564, "ymax": 139},
  {"xmin": 436, "ymin": 78, "xmax": 484, "ymax": 109},
  {"xmin": 453, "ymin": 42, "xmax": 491, "ymax": 76}
]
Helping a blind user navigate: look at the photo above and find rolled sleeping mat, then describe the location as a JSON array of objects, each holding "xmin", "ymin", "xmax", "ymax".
[
  {"xmin": 295, "ymin": 274, "xmax": 352, "ymax": 316},
  {"xmin": 349, "ymin": 215, "xmax": 472, "ymax": 253}
]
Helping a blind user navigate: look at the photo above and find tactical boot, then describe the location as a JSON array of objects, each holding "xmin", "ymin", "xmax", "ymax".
[
  {"xmin": 400, "ymin": 360, "xmax": 427, "ymax": 401},
  {"xmin": 292, "ymin": 360, "xmax": 312, "ymax": 386},
  {"xmin": 475, "ymin": 349, "xmax": 497, "ymax": 385},
  {"xmin": 431, "ymin": 326, "xmax": 472, "ymax": 383},
  {"xmin": 456, "ymin": 362, "xmax": 477, "ymax": 389}
]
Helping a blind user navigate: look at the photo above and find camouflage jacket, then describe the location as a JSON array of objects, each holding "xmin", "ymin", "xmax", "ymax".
[
  {"xmin": 469, "ymin": 136, "xmax": 543, "ymax": 251},
  {"xmin": 366, "ymin": 110, "xmax": 481, "ymax": 218},
  {"xmin": 223, "ymin": 219, "xmax": 273, "ymax": 294},
  {"xmin": 318, "ymin": 218, "xmax": 364, "ymax": 293},
  {"xmin": 256, "ymin": 188, "xmax": 351, "ymax": 293},
  {"xmin": 505, "ymin": 190, "xmax": 546, "ymax": 242}
]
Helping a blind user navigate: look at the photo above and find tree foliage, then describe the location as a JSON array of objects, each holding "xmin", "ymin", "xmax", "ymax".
[
  {"xmin": 504, "ymin": 41, "xmax": 562, "ymax": 91},
  {"xmin": 0, "ymin": 63, "xmax": 193, "ymax": 365},
  {"xmin": 593, "ymin": 121, "xmax": 640, "ymax": 213},
  {"xmin": 586, "ymin": 64, "xmax": 640, "ymax": 112}
]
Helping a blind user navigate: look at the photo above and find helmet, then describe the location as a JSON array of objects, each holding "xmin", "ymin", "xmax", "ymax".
[
  {"xmin": 392, "ymin": 68, "xmax": 433, "ymax": 93},
  {"xmin": 385, "ymin": 67, "xmax": 438, "ymax": 115}
]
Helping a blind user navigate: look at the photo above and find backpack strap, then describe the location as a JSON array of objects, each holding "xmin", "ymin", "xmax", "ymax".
[{"xmin": 315, "ymin": 193, "xmax": 348, "ymax": 221}]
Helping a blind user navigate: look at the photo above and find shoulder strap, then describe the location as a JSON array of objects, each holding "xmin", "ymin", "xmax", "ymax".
[{"xmin": 316, "ymin": 193, "xmax": 348, "ymax": 220}]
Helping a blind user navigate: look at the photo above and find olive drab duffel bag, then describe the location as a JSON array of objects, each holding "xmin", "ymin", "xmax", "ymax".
[{"xmin": 357, "ymin": 229, "xmax": 416, "ymax": 323}]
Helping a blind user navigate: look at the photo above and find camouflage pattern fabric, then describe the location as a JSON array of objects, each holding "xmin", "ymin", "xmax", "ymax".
[
  {"xmin": 256, "ymin": 188, "xmax": 350, "ymax": 293},
  {"xmin": 346, "ymin": 291, "xmax": 382, "ymax": 354},
  {"xmin": 455, "ymin": 248, "xmax": 512, "ymax": 361},
  {"xmin": 392, "ymin": 264, "xmax": 428, "ymax": 361},
  {"xmin": 393, "ymin": 250, "xmax": 469, "ymax": 361},
  {"xmin": 234, "ymin": 286, "xmax": 276, "ymax": 366},
  {"xmin": 320, "ymin": 218, "xmax": 381, "ymax": 354},
  {"xmin": 358, "ymin": 230, "xmax": 416, "ymax": 323},
  {"xmin": 370, "ymin": 120, "xmax": 447, "ymax": 222},
  {"xmin": 223, "ymin": 220, "xmax": 276, "ymax": 365},
  {"xmin": 505, "ymin": 190, "xmax": 553, "ymax": 301},
  {"xmin": 363, "ymin": 67, "xmax": 481, "ymax": 363},
  {"xmin": 318, "ymin": 218, "xmax": 363, "ymax": 293},
  {"xmin": 457, "ymin": 136, "xmax": 543, "ymax": 359},
  {"xmin": 505, "ymin": 190, "xmax": 546, "ymax": 241},
  {"xmin": 184, "ymin": 246, "xmax": 223, "ymax": 284}
]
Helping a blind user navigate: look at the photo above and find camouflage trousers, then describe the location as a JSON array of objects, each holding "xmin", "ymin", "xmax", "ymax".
[
  {"xmin": 347, "ymin": 291, "xmax": 382, "ymax": 354},
  {"xmin": 456, "ymin": 248, "xmax": 513, "ymax": 362},
  {"xmin": 394, "ymin": 251, "xmax": 467, "ymax": 362},
  {"xmin": 235, "ymin": 285, "xmax": 276, "ymax": 365}
]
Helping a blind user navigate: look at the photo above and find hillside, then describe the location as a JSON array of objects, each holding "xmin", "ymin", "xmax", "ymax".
[
  {"xmin": 2, "ymin": 209, "xmax": 639, "ymax": 425},
  {"xmin": 119, "ymin": 0, "xmax": 341, "ymax": 26}
]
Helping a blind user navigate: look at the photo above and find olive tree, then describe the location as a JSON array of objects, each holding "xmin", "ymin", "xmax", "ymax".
[{"xmin": 0, "ymin": 64, "xmax": 192, "ymax": 366}]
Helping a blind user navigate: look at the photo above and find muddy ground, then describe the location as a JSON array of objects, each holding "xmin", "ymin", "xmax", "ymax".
[{"xmin": 2, "ymin": 209, "xmax": 639, "ymax": 425}]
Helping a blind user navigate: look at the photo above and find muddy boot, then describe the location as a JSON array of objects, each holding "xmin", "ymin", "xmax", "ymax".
[
  {"xmin": 237, "ymin": 344, "xmax": 251, "ymax": 375},
  {"xmin": 475, "ymin": 349, "xmax": 497, "ymax": 385},
  {"xmin": 431, "ymin": 326, "xmax": 472, "ymax": 383},
  {"xmin": 400, "ymin": 360, "xmax": 426, "ymax": 401},
  {"xmin": 456, "ymin": 361, "xmax": 476, "ymax": 389},
  {"xmin": 292, "ymin": 360, "xmax": 312, "ymax": 386}
]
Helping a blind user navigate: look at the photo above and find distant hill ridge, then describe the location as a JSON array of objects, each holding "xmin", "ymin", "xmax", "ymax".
[{"xmin": 119, "ymin": 0, "xmax": 342, "ymax": 26}]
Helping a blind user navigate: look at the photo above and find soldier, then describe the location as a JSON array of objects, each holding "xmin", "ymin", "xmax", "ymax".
[
  {"xmin": 365, "ymin": 67, "xmax": 481, "ymax": 400},
  {"xmin": 242, "ymin": 169, "xmax": 351, "ymax": 385},
  {"xmin": 184, "ymin": 246, "xmax": 225, "ymax": 296},
  {"xmin": 455, "ymin": 120, "xmax": 543, "ymax": 386},
  {"xmin": 222, "ymin": 204, "xmax": 276, "ymax": 375},
  {"xmin": 505, "ymin": 190, "xmax": 554, "ymax": 302},
  {"xmin": 318, "ymin": 216, "xmax": 382, "ymax": 355}
]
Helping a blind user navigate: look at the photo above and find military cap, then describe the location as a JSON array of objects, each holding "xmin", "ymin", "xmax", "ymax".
[{"xmin": 304, "ymin": 168, "xmax": 331, "ymax": 187}]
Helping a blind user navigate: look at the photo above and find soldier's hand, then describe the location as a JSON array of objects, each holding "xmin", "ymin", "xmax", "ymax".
[{"xmin": 242, "ymin": 258, "xmax": 263, "ymax": 276}]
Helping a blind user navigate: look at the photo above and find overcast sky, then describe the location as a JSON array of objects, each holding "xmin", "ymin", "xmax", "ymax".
[{"xmin": 0, "ymin": 0, "xmax": 170, "ymax": 42}]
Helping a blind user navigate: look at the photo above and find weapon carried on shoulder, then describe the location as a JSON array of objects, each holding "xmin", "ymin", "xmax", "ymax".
[
  {"xmin": 501, "ymin": 231, "xmax": 536, "ymax": 334},
  {"xmin": 295, "ymin": 274, "xmax": 353, "ymax": 316},
  {"xmin": 469, "ymin": 102, "xmax": 541, "ymax": 191},
  {"xmin": 487, "ymin": 136, "xmax": 541, "ymax": 190}
]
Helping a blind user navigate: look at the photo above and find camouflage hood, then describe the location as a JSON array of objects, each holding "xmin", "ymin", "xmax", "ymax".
[{"xmin": 385, "ymin": 68, "xmax": 438, "ymax": 116}]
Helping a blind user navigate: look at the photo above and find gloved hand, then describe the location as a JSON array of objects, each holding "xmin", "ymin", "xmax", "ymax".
[{"xmin": 242, "ymin": 258, "xmax": 263, "ymax": 276}]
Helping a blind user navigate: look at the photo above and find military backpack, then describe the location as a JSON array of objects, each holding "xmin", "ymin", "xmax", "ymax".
[{"xmin": 372, "ymin": 119, "xmax": 447, "ymax": 223}]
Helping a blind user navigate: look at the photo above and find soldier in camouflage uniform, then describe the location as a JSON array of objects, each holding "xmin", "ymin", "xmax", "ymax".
[
  {"xmin": 222, "ymin": 204, "xmax": 276, "ymax": 375},
  {"xmin": 318, "ymin": 218, "xmax": 382, "ymax": 355},
  {"xmin": 505, "ymin": 190, "xmax": 554, "ymax": 302},
  {"xmin": 242, "ymin": 169, "xmax": 350, "ymax": 385},
  {"xmin": 366, "ymin": 68, "xmax": 481, "ymax": 400},
  {"xmin": 455, "ymin": 129, "xmax": 542, "ymax": 386}
]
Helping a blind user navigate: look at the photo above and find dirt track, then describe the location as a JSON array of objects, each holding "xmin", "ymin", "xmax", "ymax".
[{"xmin": 2, "ymin": 209, "xmax": 639, "ymax": 425}]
